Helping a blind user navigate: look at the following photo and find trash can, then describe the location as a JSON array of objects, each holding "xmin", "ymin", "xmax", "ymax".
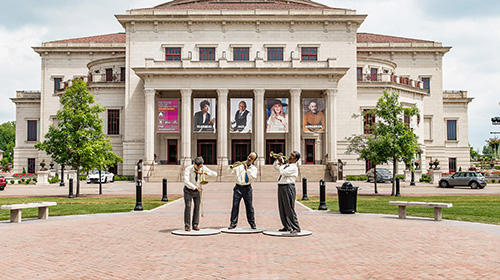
[{"xmin": 336, "ymin": 182, "xmax": 359, "ymax": 214}]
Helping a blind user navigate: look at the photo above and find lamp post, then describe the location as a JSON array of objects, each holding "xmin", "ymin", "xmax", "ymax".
[
  {"xmin": 60, "ymin": 164, "xmax": 65, "ymax": 187},
  {"xmin": 410, "ymin": 159, "xmax": 416, "ymax": 186}
]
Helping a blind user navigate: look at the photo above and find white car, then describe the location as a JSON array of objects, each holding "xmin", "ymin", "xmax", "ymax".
[{"xmin": 86, "ymin": 170, "xmax": 114, "ymax": 184}]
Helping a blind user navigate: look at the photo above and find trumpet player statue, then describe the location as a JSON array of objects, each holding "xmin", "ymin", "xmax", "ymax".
[
  {"xmin": 228, "ymin": 152, "xmax": 258, "ymax": 230},
  {"xmin": 183, "ymin": 156, "xmax": 217, "ymax": 231},
  {"xmin": 274, "ymin": 151, "xmax": 301, "ymax": 233}
]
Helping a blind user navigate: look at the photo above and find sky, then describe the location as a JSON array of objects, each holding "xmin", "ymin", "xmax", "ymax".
[{"xmin": 0, "ymin": 0, "xmax": 498, "ymax": 151}]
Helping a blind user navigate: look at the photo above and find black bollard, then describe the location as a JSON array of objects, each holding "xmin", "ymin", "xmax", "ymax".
[
  {"xmin": 59, "ymin": 164, "xmax": 65, "ymax": 187},
  {"xmin": 395, "ymin": 177, "xmax": 401, "ymax": 197},
  {"xmin": 318, "ymin": 179, "xmax": 328, "ymax": 210},
  {"xmin": 134, "ymin": 179, "xmax": 144, "ymax": 211},
  {"xmin": 68, "ymin": 178, "xmax": 74, "ymax": 198},
  {"xmin": 301, "ymin": 177, "xmax": 309, "ymax": 201},
  {"xmin": 410, "ymin": 171, "xmax": 416, "ymax": 186},
  {"xmin": 162, "ymin": 178, "xmax": 169, "ymax": 202}
]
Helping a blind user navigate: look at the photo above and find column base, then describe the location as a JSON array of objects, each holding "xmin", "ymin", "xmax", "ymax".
[{"xmin": 219, "ymin": 157, "xmax": 229, "ymax": 166}]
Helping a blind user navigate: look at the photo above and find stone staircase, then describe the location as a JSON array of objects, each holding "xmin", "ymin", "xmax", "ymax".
[{"xmin": 148, "ymin": 164, "xmax": 332, "ymax": 182}]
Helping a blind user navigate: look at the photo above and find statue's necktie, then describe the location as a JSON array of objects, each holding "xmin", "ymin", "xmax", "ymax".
[
  {"xmin": 195, "ymin": 171, "xmax": 198, "ymax": 182},
  {"xmin": 245, "ymin": 172, "xmax": 249, "ymax": 183}
]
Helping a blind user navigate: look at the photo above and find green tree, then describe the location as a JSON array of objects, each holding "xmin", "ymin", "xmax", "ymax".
[
  {"xmin": 0, "ymin": 121, "xmax": 16, "ymax": 164},
  {"xmin": 469, "ymin": 145, "xmax": 479, "ymax": 161},
  {"xmin": 35, "ymin": 79, "xmax": 122, "ymax": 196},
  {"xmin": 487, "ymin": 138, "xmax": 500, "ymax": 159}
]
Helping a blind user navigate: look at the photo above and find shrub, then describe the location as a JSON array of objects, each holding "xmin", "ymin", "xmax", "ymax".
[
  {"xmin": 396, "ymin": 174, "xmax": 405, "ymax": 180},
  {"xmin": 420, "ymin": 174, "xmax": 431, "ymax": 183},
  {"xmin": 20, "ymin": 178, "xmax": 25, "ymax": 184},
  {"xmin": 114, "ymin": 175, "xmax": 134, "ymax": 181},
  {"xmin": 346, "ymin": 175, "xmax": 367, "ymax": 181},
  {"xmin": 33, "ymin": 178, "xmax": 37, "ymax": 182},
  {"xmin": 22, "ymin": 167, "xmax": 26, "ymax": 174},
  {"xmin": 26, "ymin": 178, "xmax": 31, "ymax": 184},
  {"xmin": 492, "ymin": 179, "xmax": 496, "ymax": 183},
  {"xmin": 10, "ymin": 180, "xmax": 15, "ymax": 184},
  {"xmin": 79, "ymin": 175, "xmax": 87, "ymax": 181},
  {"xmin": 48, "ymin": 177, "xmax": 61, "ymax": 184}
]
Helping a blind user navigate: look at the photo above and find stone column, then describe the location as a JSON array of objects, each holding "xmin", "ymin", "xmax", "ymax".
[
  {"xmin": 290, "ymin": 89, "xmax": 302, "ymax": 157},
  {"xmin": 254, "ymin": 89, "xmax": 265, "ymax": 166},
  {"xmin": 217, "ymin": 89, "xmax": 229, "ymax": 166},
  {"xmin": 324, "ymin": 89, "xmax": 337, "ymax": 163},
  {"xmin": 144, "ymin": 88, "xmax": 156, "ymax": 162},
  {"xmin": 181, "ymin": 89, "xmax": 192, "ymax": 165}
]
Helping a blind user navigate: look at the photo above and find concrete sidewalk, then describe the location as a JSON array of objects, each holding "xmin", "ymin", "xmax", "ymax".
[{"xmin": 0, "ymin": 182, "xmax": 499, "ymax": 279}]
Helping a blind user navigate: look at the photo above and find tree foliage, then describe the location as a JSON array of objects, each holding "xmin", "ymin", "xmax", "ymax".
[
  {"xmin": 0, "ymin": 121, "xmax": 16, "ymax": 163},
  {"xmin": 347, "ymin": 91, "xmax": 420, "ymax": 196},
  {"xmin": 35, "ymin": 79, "xmax": 122, "ymax": 196}
]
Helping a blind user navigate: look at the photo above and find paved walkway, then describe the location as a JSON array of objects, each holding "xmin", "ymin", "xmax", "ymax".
[{"xmin": 1, "ymin": 183, "xmax": 500, "ymax": 279}]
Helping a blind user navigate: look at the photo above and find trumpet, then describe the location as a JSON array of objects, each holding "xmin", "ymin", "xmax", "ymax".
[
  {"xmin": 230, "ymin": 161, "xmax": 244, "ymax": 169},
  {"xmin": 199, "ymin": 172, "xmax": 208, "ymax": 185},
  {"xmin": 270, "ymin": 151, "xmax": 289, "ymax": 163}
]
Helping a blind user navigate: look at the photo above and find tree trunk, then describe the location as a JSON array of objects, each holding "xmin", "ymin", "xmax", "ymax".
[
  {"xmin": 99, "ymin": 169, "xmax": 102, "ymax": 195},
  {"xmin": 76, "ymin": 168, "xmax": 80, "ymax": 197},
  {"xmin": 374, "ymin": 165, "xmax": 378, "ymax": 194},
  {"xmin": 391, "ymin": 157, "xmax": 397, "ymax": 196}
]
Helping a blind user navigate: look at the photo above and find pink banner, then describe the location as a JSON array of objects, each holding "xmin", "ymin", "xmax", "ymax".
[{"xmin": 157, "ymin": 99, "xmax": 179, "ymax": 133}]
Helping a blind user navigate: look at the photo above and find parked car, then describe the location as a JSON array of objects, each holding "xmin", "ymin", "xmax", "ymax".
[
  {"xmin": 438, "ymin": 172, "xmax": 487, "ymax": 189},
  {"xmin": 86, "ymin": 170, "xmax": 114, "ymax": 184},
  {"xmin": 0, "ymin": 176, "xmax": 6, "ymax": 190},
  {"xmin": 366, "ymin": 168, "xmax": 393, "ymax": 183}
]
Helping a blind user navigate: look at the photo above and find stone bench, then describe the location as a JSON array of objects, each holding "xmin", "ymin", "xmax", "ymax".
[
  {"xmin": 389, "ymin": 201, "xmax": 452, "ymax": 221},
  {"xmin": 1, "ymin": 202, "xmax": 57, "ymax": 223}
]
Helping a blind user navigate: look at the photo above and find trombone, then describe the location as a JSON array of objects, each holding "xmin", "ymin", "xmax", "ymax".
[{"xmin": 270, "ymin": 151, "xmax": 289, "ymax": 164}]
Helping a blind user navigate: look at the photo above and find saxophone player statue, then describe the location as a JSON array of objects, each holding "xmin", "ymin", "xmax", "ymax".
[
  {"xmin": 182, "ymin": 156, "xmax": 217, "ymax": 231},
  {"xmin": 228, "ymin": 152, "xmax": 258, "ymax": 230}
]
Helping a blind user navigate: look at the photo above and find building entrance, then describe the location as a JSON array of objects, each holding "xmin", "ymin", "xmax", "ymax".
[
  {"xmin": 266, "ymin": 139, "xmax": 285, "ymax": 164},
  {"xmin": 305, "ymin": 139, "xmax": 315, "ymax": 164},
  {"xmin": 167, "ymin": 139, "xmax": 178, "ymax": 165},
  {"xmin": 232, "ymin": 140, "xmax": 251, "ymax": 164},
  {"xmin": 197, "ymin": 139, "xmax": 217, "ymax": 165}
]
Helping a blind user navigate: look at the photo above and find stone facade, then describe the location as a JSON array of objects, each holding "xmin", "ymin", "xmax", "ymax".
[{"xmin": 11, "ymin": 0, "xmax": 472, "ymax": 179}]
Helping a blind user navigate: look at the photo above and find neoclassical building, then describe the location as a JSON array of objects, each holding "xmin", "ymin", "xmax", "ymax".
[{"xmin": 11, "ymin": 0, "xmax": 472, "ymax": 181}]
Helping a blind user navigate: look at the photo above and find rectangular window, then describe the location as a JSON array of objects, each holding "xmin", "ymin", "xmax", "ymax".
[
  {"xmin": 370, "ymin": 68, "xmax": 378, "ymax": 81},
  {"xmin": 404, "ymin": 113, "xmax": 411, "ymax": 128},
  {"xmin": 233, "ymin": 47, "xmax": 249, "ymax": 61},
  {"xmin": 106, "ymin": 68, "xmax": 113, "ymax": 82},
  {"xmin": 267, "ymin": 47, "xmax": 283, "ymax": 61},
  {"xmin": 27, "ymin": 158, "xmax": 35, "ymax": 174},
  {"xmin": 54, "ymin": 78, "xmax": 62, "ymax": 93},
  {"xmin": 301, "ymin": 47, "xmax": 317, "ymax": 61},
  {"xmin": 357, "ymin": 67, "xmax": 363, "ymax": 81},
  {"xmin": 363, "ymin": 109, "xmax": 375, "ymax": 134},
  {"xmin": 107, "ymin": 109, "xmax": 120, "ymax": 135},
  {"xmin": 447, "ymin": 120, "xmax": 457, "ymax": 141},
  {"xmin": 27, "ymin": 120, "xmax": 37, "ymax": 141},
  {"xmin": 120, "ymin": 67, "xmax": 125, "ymax": 82},
  {"xmin": 199, "ymin": 47, "xmax": 216, "ymax": 61},
  {"xmin": 449, "ymin": 158, "xmax": 457, "ymax": 173},
  {"xmin": 422, "ymin": 77, "xmax": 430, "ymax": 92},
  {"xmin": 165, "ymin": 47, "xmax": 181, "ymax": 61},
  {"xmin": 424, "ymin": 117, "xmax": 432, "ymax": 140}
]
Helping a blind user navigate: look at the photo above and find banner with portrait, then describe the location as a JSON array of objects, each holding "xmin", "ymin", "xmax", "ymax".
[
  {"xmin": 266, "ymin": 98, "xmax": 288, "ymax": 133},
  {"xmin": 230, "ymin": 98, "xmax": 253, "ymax": 133},
  {"xmin": 302, "ymin": 98, "xmax": 325, "ymax": 133},
  {"xmin": 157, "ymin": 99, "xmax": 179, "ymax": 133},
  {"xmin": 193, "ymin": 98, "xmax": 216, "ymax": 133}
]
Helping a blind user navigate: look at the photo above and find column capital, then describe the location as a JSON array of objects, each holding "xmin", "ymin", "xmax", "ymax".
[
  {"xmin": 290, "ymin": 88, "xmax": 302, "ymax": 96},
  {"xmin": 323, "ymin": 89, "xmax": 338, "ymax": 96},
  {"xmin": 253, "ymin": 88, "xmax": 265, "ymax": 96},
  {"xmin": 144, "ymin": 88, "xmax": 156, "ymax": 96},
  {"xmin": 216, "ymin": 88, "xmax": 229, "ymax": 96},
  {"xmin": 180, "ymin": 88, "xmax": 192, "ymax": 97}
]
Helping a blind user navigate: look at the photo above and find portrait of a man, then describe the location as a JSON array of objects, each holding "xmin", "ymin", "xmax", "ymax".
[
  {"xmin": 303, "ymin": 98, "xmax": 325, "ymax": 133},
  {"xmin": 230, "ymin": 99, "xmax": 253, "ymax": 133},
  {"xmin": 193, "ymin": 98, "xmax": 216, "ymax": 133}
]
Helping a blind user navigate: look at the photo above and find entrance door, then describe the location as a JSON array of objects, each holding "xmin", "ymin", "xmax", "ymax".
[
  {"xmin": 232, "ymin": 140, "xmax": 251, "ymax": 164},
  {"xmin": 266, "ymin": 139, "xmax": 285, "ymax": 164},
  {"xmin": 305, "ymin": 139, "xmax": 315, "ymax": 164},
  {"xmin": 167, "ymin": 139, "xmax": 178, "ymax": 165},
  {"xmin": 197, "ymin": 140, "xmax": 217, "ymax": 165},
  {"xmin": 27, "ymin": 158, "xmax": 35, "ymax": 174}
]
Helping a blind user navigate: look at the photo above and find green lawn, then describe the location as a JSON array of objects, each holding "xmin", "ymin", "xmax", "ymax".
[
  {"xmin": 0, "ymin": 196, "xmax": 180, "ymax": 221},
  {"xmin": 300, "ymin": 195, "xmax": 500, "ymax": 225}
]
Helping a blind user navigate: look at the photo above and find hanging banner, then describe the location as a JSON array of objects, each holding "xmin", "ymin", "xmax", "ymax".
[
  {"xmin": 193, "ymin": 98, "xmax": 216, "ymax": 133},
  {"xmin": 266, "ymin": 98, "xmax": 288, "ymax": 133},
  {"xmin": 230, "ymin": 98, "xmax": 253, "ymax": 133},
  {"xmin": 157, "ymin": 99, "xmax": 179, "ymax": 133},
  {"xmin": 302, "ymin": 98, "xmax": 325, "ymax": 133}
]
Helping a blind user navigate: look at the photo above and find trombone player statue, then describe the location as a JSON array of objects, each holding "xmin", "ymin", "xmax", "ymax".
[
  {"xmin": 183, "ymin": 156, "xmax": 217, "ymax": 231},
  {"xmin": 228, "ymin": 152, "xmax": 258, "ymax": 230},
  {"xmin": 273, "ymin": 151, "xmax": 301, "ymax": 233}
]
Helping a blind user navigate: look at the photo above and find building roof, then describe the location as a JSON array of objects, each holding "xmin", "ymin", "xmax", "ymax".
[
  {"xmin": 134, "ymin": 0, "xmax": 340, "ymax": 11},
  {"xmin": 46, "ymin": 33, "xmax": 126, "ymax": 44},
  {"xmin": 357, "ymin": 33, "xmax": 434, "ymax": 43},
  {"xmin": 45, "ymin": 32, "xmax": 436, "ymax": 45}
]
